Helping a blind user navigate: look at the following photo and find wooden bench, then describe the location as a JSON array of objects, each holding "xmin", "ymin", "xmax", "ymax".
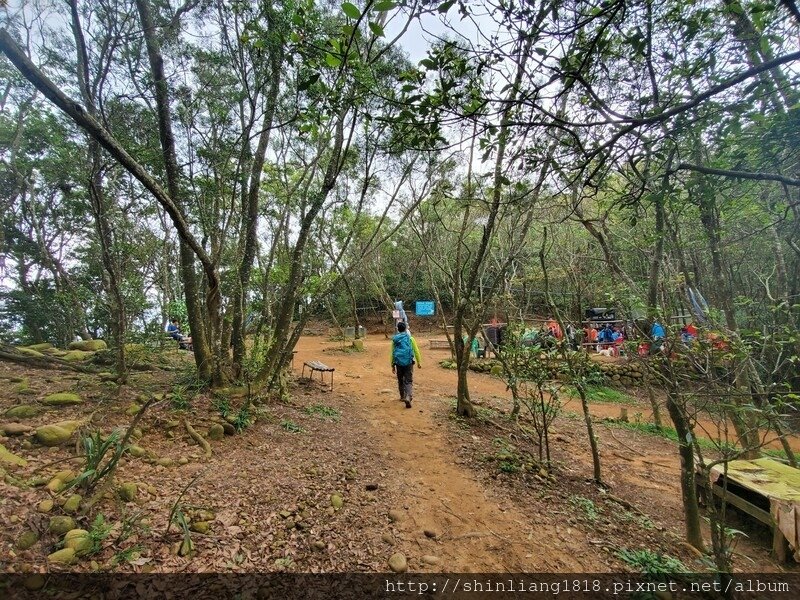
[
  {"xmin": 696, "ymin": 458, "xmax": 798, "ymax": 562},
  {"xmin": 429, "ymin": 339, "xmax": 453, "ymax": 350},
  {"xmin": 302, "ymin": 360, "xmax": 335, "ymax": 391}
]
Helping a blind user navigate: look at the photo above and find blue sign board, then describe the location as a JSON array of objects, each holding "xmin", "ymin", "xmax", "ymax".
[{"xmin": 415, "ymin": 301, "xmax": 435, "ymax": 316}]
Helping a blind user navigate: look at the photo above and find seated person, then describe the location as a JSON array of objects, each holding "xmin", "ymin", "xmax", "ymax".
[
  {"xmin": 651, "ymin": 321, "xmax": 665, "ymax": 340},
  {"xmin": 545, "ymin": 318, "xmax": 562, "ymax": 339},
  {"xmin": 166, "ymin": 318, "xmax": 192, "ymax": 350},
  {"xmin": 650, "ymin": 321, "xmax": 665, "ymax": 354},
  {"xmin": 598, "ymin": 324, "xmax": 615, "ymax": 345}
]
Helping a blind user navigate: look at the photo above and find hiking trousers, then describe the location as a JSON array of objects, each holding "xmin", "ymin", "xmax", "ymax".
[{"xmin": 395, "ymin": 363, "xmax": 414, "ymax": 401}]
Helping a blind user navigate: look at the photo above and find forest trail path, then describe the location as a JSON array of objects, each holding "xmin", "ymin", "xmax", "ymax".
[
  {"xmin": 295, "ymin": 334, "xmax": 604, "ymax": 571},
  {"xmin": 293, "ymin": 332, "xmax": 798, "ymax": 572}
]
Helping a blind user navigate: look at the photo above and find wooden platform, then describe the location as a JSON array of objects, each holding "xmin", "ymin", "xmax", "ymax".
[{"xmin": 698, "ymin": 458, "xmax": 800, "ymax": 562}]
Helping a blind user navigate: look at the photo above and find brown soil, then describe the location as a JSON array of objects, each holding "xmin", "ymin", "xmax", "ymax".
[
  {"xmin": 0, "ymin": 332, "xmax": 797, "ymax": 575},
  {"xmin": 295, "ymin": 332, "xmax": 800, "ymax": 573}
]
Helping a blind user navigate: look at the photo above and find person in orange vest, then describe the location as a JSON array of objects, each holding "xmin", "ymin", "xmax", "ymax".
[{"xmin": 546, "ymin": 318, "xmax": 562, "ymax": 339}]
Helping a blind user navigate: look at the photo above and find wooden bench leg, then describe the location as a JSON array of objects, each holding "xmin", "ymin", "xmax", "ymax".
[{"xmin": 773, "ymin": 524, "xmax": 790, "ymax": 563}]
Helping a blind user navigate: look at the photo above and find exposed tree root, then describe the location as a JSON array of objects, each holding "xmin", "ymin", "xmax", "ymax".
[{"xmin": 184, "ymin": 420, "xmax": 212, "ymax": 457}]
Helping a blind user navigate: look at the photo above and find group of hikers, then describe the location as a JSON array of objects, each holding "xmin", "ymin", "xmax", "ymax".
[{"xmin": 165, "ymin": 306, "xmax": 707, "ymax": 410}]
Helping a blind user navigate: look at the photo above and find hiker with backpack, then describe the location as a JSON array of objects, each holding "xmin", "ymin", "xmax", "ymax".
[{"xmin": 391, "ymin": 321, "xmax": 422, "ymax": 408}]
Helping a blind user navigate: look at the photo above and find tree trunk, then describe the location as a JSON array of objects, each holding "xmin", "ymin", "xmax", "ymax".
[
  {"xmin": 69, "ymin": 0, "xmax": 127, "ymax": 382},
  {"xmin": 135, "ymin": 0, "xmax": 218, "ymax": 383},
  {"xmin": 231, "ymin": 21, "xmax": 284, "ymax": 375},
  {"xmin": 258, "ymin": 108, "xmax": 349, "ymax": 388},
  {"xmin": 665, "ymin": 389, "xmax": 705, "ymax": 551}
]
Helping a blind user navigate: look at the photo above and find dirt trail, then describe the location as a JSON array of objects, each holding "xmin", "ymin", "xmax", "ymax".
[{"xmin": 295, "ymin": 335, "xmax": 606, "ymax": 571}]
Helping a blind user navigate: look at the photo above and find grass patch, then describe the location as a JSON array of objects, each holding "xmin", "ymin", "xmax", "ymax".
[
  {"xmin": 280, "ymin": 419, "xmax": 304, "ymax": 433},
  {"xmin": 616, "ymin": 548, "xmax": 688, "ymax": 574},
  {"xmin": 617, "ymin": 509, "xmax": 656, "ymax": 530},
  {"xmin": 303, "ymin": 404, "xmax": 341, "ymax": 421},
  {"xmin": 566, "ymin": 385, "xmax": 635, "ymax": 404},
  {"xmin": 606, "ymin": 420, "xmax": 720, "ymax": 451},
  {"xmin": 763, "ymin": 448, "xmax": 790, "ymax": 461},
  {"xmin": 569, "ymin": 495, "xmax": 600, "ymax": 522}
]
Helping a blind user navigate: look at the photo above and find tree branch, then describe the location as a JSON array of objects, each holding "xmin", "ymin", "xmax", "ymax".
[
  {"xmin": 675, "ymin": 162, "xmax": 800, "ymax": 188},
  {"xmin": 0, "ymin": 28, "xmax": 216, "ymax": 278}
]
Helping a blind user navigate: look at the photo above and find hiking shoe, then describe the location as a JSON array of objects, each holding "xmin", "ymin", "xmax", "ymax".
[{"xmin": 404, "ymin": 398, "xmax": 412, "ymax": 408}]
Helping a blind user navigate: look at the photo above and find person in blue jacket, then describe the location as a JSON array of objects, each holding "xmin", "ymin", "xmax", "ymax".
[
  {"xmin": 651, "ymin": 321, "xmax": 665, "ymax": 339},
  {"xmin": 390, "ymin": 322, "xmax": 422, "ymax": 408},
  {"xmin": 650, "ymin": 321, "xmax": 665, "ymax": 354}
]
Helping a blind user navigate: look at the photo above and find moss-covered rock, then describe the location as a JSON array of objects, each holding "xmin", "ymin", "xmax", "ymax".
[
  {"xmin": 15, "ymin": 530, "xmax": 39, "ymax": 550},
  {"xmin": 388, "ymin": 553, "xmax": 408, "ymax": 573},
  {"xmin": 216, "ymin": 386, "xmax": 248, "ymax": 399},
  {"xmin": 5, "ymin": 405, "xmax": 40, "ymax": 419},
  {"xmin": 125, "ymin": 403, "xmax": 140, "ymax": 416},
  {"xmin": 189, "ymin": 521, "xmax": 210, "ymax": 534},
  {"xmin": 16, "ymin": 347, "xmax": 45, "ymax": 358},
  {"xmin": 37, "ymin": 498, "xmax": 54, "ymax": 513},
  {"xmin": 63, "ymin": 494, "xmax": 82, "ymax": 513},
  {"xmin": 49, "ymin": 516, "xmax": 77, "ymax": 536},
  {"xmin": 47, "ymin": 547, "xmax": 76, "ymax": 565},
  {"xmin": 207, "ymin": 423, "xmax": 224, "ymax": 441},
  {"xmin": 330, "ymin": 494, "xmax": 344, "ymax": 510},
  {"xmin": 118, "ymin": 482, "xmax": 138, "ymax": 502},
  {"xmin": 68, "ymin": 339, "xmax": 107, "ymax": 351},
  {"xmin": 64, "ymin": 529, "xmax": 92, "ymax": 554},
  {"xmin": 35, "ymin": 420, "xmax": 83, "ymax": 446},
  {"xmin": 41, "ymin": 347, "xmax": 67, "ymax": 356},
  {"xmin": 53, "ymin": 469, "xmax": 76, "ymax": 482},
  {"xmin": 41, "ymin": 392, "xmax": 83, "ymax": 406},
  {"xmin": 25, "ymin": 343, "xmax": 53, "ymax": 351},
  {"xmin": 22, "ymin": 574, "xmax": 45, "ymax": 591},
  {"xmin": 155, "ymin": 457, "xmax": 174, "ymax": 467},
  {"xmin": 0, "ymin": 443, "xmax": 27, "ymax": 467},
  {"xmin": 11, "ymin": 380, "xmax": 32, "ymax": 394},
  {"xmin": 127, "ymin": 445, "xmax": 146, "ymax": 458},
  {"xmin": 62, "ymin": 350, "xmax": 95, "ymax": 362},
  {"xmin": 46, "ymin": 478, "xmax": 66, "ymax": 493}
]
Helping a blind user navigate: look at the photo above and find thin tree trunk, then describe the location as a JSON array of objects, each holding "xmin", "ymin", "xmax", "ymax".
[
  {"xmin": 665, "ymin": 389, "xmax": 705, "ymax": 551},
  {"xmin": 135, "ymin": 0, "xmax": 218, "ymax": 383},
  {"xmin": 69, "ymin": 0, "xmax": 127, "ymax": 382},
  {"xmin": 231, "ymin": 20, "xmax": 284, "ymax": 375}
]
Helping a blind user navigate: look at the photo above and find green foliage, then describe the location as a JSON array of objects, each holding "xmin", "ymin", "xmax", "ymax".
[
  {"xmin": 617, "ymin": 509, "xmax": 656, "ymax": 530},
  {"xmin": 491, "ymin": 437, "xmax": 522, "ymax": 474},
  {"xmin": 303, "ymin": 404, "xmax": 341, "ymax": 421},
  {"xmin": 615, "ymin": 548, "xmax": 688, "ymax": 574},
  {"xmin": 233, "ymin": 407, "xmax": 252, "ymax": 432},
  {"xmin": 170, "ymin": 387, "xmax": 191, "ymax": 412},
  {"xmin": 212, "ymin": 395, "xmax": 232, "ymax": 418},
  {"xmin": 111, "ymin": 544, "xmax": 145, "ymax": 567},
  {"xmin": 86, "ymin": 514, "xmax": 113, "ymax": 555},
  {"xmin": 280, "ymin": 419, "xmax": 304, "ymax": 433},
  {"xmin": 170, "ymin": 508, "xmax": 194, "ymax": 556},
  {"xmin": 569, "ymin": 495, "xmax": 600, "ymax": 523},
  {"xmin": 566, "ymin": 385, "xmax": 635, "ymax": 405},
  {"xmin": 73, "ymin": 429, "xmax": 125, "ymax": 492}
]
